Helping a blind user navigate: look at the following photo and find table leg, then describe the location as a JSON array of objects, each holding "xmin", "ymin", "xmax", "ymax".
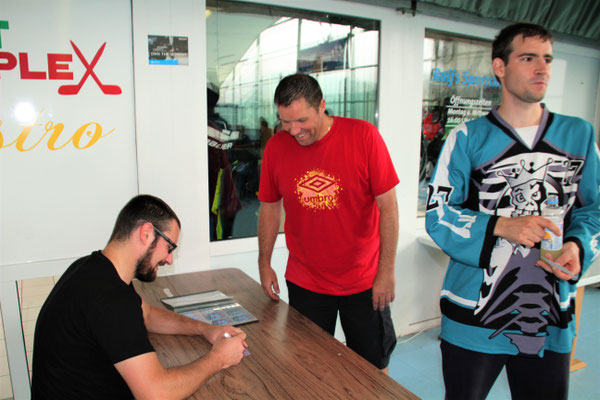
[
  {"xmin": 570, "ymin": 286, "xmax": 587, "ymax": 372},
  {"xmin": 0, "ymin": 280, "xmax": 31, "ymax": 399}
]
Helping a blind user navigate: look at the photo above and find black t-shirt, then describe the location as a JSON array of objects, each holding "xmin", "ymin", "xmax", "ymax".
[{"xmin": 32, "ymin": 251, "xmax": 155, "ymax": 399}]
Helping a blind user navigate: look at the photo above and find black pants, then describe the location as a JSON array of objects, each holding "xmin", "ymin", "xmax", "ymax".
[
  {"xmin": 286, "ymin": 280, "xmax": 397, "ymax": 369},
  {"xmin": 441, "ymin": 340, "xmax": 570, "ymax": 400}
]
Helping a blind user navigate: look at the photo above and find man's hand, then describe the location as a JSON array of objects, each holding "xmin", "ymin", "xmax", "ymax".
[
  {"xmin": 372, "ymin": 270, "xmax": 395, "ymax": 311},
  {"xmin": 210, "ymin": 331, "xmax": 247, "ymax": 370},
  {"xmin": 494, "ymin": 216, "xmax": 561, "ymax": 247},
  {"xmin": 259, "ymin": 265, "xmax": 280, "ymax": 301},
  {"xmin": 203, "ymin": 324, "xmax": 246, "ymax": 345},
  {"xmin": 536, "ymin": 241, "xmax": 581, "ymax": 281}
]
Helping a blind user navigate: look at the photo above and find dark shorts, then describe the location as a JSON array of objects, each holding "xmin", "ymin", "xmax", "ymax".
[
  {"xmin": 441, "ymin": 340, "xmax": 570, "ymax": 400},
  {"xmin": 286, "ymin": 280, "xmax": 397, "ymax": 369}
]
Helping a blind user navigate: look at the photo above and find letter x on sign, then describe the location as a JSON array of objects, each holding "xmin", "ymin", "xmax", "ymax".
[{"xmin": 58, "ymin": 41, "xmax": 122, "ymax": 95}]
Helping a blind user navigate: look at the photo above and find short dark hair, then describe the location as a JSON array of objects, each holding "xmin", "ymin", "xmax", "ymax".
[
  {"xmin": 492, "ymin": 22, "xmax": 553, "ymax": 65},
  {"xmin": 108, "ymin": 194, "xmax": 181, "ymax": 242},
  {"xmin": 274, "ymin": 74, "xmax": 323, "ymax": 109}
]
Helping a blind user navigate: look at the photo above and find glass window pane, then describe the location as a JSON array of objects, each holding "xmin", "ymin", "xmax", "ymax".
[
  {"xmin": 261, "ymin": 18, "xmax": 298, "ymax": 54},
  {"xmin": 351, "ymin": 29, "xmax": 378, "ymax": 68},
  {"xmin": 207, "ymin": 0, "xmax": 379, "ymax": 241},
  {"xmin": 300, "ymin": 20, "xmax": 350, "ymax": 49},
  {"xmin": 418, "ymin": 30, "xmax": 502, "ymax": 216}
]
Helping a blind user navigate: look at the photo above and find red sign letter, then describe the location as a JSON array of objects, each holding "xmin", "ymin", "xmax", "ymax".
[
  {"xmin": 0, "ymin": 51, "xmax": 17, "ymax": 78},
  {"xmin": 19, "ymin": 52, "xmax": 47, "ymax": 79},
  {"xmin": 48, "ymin": 53, "xmax": 73, "ymax": 80}
]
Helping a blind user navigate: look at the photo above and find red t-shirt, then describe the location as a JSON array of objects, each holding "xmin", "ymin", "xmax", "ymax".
[{"xmin": 259, "ymin": 117, "xmax": 399, "ymax": 295}]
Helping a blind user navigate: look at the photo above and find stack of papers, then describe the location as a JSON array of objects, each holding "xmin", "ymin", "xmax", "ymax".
[{"xmin": 161, "ymin": 290, "xmax": 258, "ymax": 326}]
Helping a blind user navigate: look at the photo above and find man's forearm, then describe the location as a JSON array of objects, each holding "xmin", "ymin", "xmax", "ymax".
[
  {"xmin": 377, "ymin": 214, "xmax": 398, "ymax": 277},
  {"xmin": 376, "ymin": 189, "xmax": 399, "ymax": 275},
  {"xmin": 118, "ymin": 349, "xmax": 225, "ymax": 400},
  {"xmin": 258, "ymin": 201, "xmax": 281, "ymax": 268},
  {"xmin": 159, "ymin": 352, "xmax": 222, "ymax": 399},
  {"xmin": 144, "ymin": 303, "xmax": 206, "ymax": 336}
]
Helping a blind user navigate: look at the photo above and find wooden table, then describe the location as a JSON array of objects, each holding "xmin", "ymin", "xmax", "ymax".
[{"xmin": 134, "ymin": 268, "xmax": 419, "ymax": 400}]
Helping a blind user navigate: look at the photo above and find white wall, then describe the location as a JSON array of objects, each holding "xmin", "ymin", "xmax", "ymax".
[{"xmin": 132, "ymin": 0, "xmax": 210, "ymax": 274}]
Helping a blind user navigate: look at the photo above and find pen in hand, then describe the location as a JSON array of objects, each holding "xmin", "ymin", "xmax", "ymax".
[
  {"xmin": 541, "ymin": 256, "xmax": 577, "ymax": 279},
  {"xmin": 223, "ymin": 331, "xmax": 251, "ymax": 356}
]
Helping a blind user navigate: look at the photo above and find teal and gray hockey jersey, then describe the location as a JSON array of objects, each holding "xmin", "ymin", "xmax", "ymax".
[{"xmin": 426, "ymin": 105, "xmax": 600, "ymax": 357}]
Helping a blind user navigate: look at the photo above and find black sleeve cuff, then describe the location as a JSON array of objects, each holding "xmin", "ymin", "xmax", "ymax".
[{"xmin": 479, "ymin": 215, "xmax": 500, "ymax": 268}]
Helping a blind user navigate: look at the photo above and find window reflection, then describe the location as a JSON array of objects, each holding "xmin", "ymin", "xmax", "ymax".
[
  {"xmin": 418, "ymin": 30, "xmax": 502, "ymax": 216},
  {"xmin": 207, "ymin": 0, "xmax": 379, "ymax": 241}
]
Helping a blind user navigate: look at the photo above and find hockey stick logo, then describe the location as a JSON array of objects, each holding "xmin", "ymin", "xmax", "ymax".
[{"xmin": 58, "ymin": 41, "xmax": 121, "ymax": 95}]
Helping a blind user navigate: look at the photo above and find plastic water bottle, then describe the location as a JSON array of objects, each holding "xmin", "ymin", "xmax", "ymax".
[{"xmin": 540, "ymin": 194, "xmax": 564, "ymax": 261}]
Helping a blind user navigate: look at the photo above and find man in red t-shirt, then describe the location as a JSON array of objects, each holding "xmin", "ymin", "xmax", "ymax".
[{"xmin": 258, "ymin": 74, "xmax": 399, "ymax": 372}]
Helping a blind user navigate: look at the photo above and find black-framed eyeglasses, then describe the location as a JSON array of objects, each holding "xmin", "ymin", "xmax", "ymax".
[{"xmin": 152, "ymin": 225, "xmax": 177, "ymax": 254}]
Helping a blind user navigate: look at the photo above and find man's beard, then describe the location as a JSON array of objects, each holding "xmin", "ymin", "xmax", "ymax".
[{"xmin": 135, "ymin": 240, "xmax": 158, "ymax": 282}]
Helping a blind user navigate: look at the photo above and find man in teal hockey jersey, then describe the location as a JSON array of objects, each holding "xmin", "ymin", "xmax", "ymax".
[{"xmin": 426, "ymin": 22, "xmax": 600, "ymax": 400}]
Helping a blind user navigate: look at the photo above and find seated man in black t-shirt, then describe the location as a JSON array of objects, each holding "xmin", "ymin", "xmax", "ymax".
[{"xmin": 32, "ymin": 195, "xmax": 248, "ymax": 399}]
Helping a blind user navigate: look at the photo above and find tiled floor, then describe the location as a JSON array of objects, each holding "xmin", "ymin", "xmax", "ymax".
[
  {"xmin": 389, "ymin": 286, "xmax": 600, "ymax": 400},
  {"xmin": 1, "ymin": 276, "xmax": 58, "ymax": 400}
]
